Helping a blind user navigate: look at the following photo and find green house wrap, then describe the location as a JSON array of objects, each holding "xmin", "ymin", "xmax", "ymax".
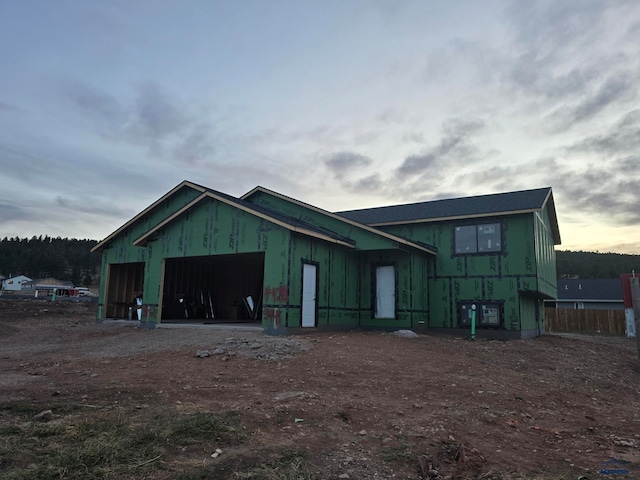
[{"xmin": 92, "ymin": 182, "xmax": 559, "ymax": 339}]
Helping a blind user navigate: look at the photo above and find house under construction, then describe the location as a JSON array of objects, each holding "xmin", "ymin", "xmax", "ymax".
[{"xmin": 92, "ymin": 181, "xmax": 560, "ymax": 339}]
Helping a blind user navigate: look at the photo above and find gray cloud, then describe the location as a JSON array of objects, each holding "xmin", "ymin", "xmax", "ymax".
[
  {"xmin": 329, "ymin": 118, "xmax": 489, "ymax": 200},
  {"xmin": 55, "ymin": 196, "xmax": 135, "ymax": 219},
  {"xmin": 65, "ymin": 83, "xmax": 125, "ymax": 131},
  {"xmin": 507, "ymin": 56, "xmax": 604, "ymax": 102},
  {"xmin": 0, "ymin": 200, "xmax": 36, "ymax": 223},
  {"xmin": 172, "ymin": 123, "xmax": 217, "ymax": 167},
  {"xmin": 537, "ymin": 155, "xmax": 640, "ymax": 227},
  {"xmin": 324, "ymin": 151, "xmax": 373, "ymax": 173},
  {"xmin": 566, "ymin": 109, "xmax": 640, "ymax": 155},
  {"xmin": 396, "ymin": 118, "xmax": 485, "ymax": 178},
  {"xmin": 510, "ymin": 1, "xmax": 606, "ymax": 47},
  {"xmin": 0, "ymin": 101, "xmax": 18, "ymax": 112},
  {"xmin": 66, "ymin": 82, "xmax": 218, "ymax": 167},
  {"xmin": 549, "ymin": 73, "xmax": 636, "ymax": 129},
  {"xmin": 499, "ymin": 0, "xmax": 639, "ymax": 131},
  {"xmin": 129, "ymin": 83, "xmax": 188, "ymax": 142},
  {"xmin": 351, "ymin": 173, "xmax": 383, "ymax": 193}
]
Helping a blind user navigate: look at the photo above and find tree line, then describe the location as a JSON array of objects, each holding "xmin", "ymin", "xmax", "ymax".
[
  {"xmin": 0, "ymin": 236, "xmax": 100, "ymax": 287},
  {"xmin": 556, "ymin": 250, "xmax": 640, "ymax": 279}
]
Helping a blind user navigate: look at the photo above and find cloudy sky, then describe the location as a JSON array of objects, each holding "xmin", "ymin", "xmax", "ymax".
[{"xmin": 1, "ymin": 1, "xmax": 639, "ymax": 254}]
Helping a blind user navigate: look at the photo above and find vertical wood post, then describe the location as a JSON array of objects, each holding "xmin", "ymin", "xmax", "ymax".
[{"xmin": 630, "ymin": 276, "xmax": 640, "ymax": 363}]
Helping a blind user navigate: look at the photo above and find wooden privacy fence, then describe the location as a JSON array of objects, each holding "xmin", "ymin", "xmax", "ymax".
[{"xmin": 545, "ymin": 308, "xmax": 626, "ymax": 335}]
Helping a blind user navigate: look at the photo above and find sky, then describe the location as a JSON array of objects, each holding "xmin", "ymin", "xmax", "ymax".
[{"xmin": 0, "ymin": 1, "xmax": 639, "ymax": 254}]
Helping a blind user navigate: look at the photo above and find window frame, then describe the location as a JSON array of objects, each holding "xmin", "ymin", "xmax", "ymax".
[
  {"xmin": 457, "ymin": 301, "xmax": 504, "ymax": 329},
  {"xmin": 454, "ymin": 221, "xmax": 504, "ymax": 256}
]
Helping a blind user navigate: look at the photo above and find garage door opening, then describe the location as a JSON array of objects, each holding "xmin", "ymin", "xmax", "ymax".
[
  {"xmin": 105, "ymin": 262, "xmax": 145, "ymax": 319},
  {"xmin": 161, "ymin": 252, "xmax": 264, "ymax": 324}
]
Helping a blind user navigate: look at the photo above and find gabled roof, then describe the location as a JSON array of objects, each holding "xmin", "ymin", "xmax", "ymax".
[
  {"xmin": 337, "ymin": 187, "xmax": 561, "ymax": 244},
  {"xmin": 133, "ymin": 188, "xmax": 357, "ymax": 249},
  {"xmin": 94, "ymin": 181, "xmax": 437, "ymax": 255},
  {"xmin": 557, "ymin": 279, "xmax": 623, "ymax": 302},
  {"xmin": 241, "ymin": 186, "xmax": 437, "ymax": 255},
  {"xmin": 91, "ymin": 181, "xmax": 207, "ymax": 253},
  {"xmin": 2, "ymin": 275, "xmax": 32, "ymax": 281}
]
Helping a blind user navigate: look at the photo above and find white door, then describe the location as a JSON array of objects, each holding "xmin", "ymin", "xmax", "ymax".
[
  {"xmin": 375, "ymin": 265, "xmax": 396, "ymax": 318},
  {"xmin": 301, "ymin": 263, "xmax": 317, "ymax": 327}
]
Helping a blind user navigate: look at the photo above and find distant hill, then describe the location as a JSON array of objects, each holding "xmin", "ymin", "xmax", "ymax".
[{"xmin": 556, "ymin": 250, "xmax": 640, "ymax": 279}]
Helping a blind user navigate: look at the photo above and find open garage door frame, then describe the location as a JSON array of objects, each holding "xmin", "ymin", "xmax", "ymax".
[
  {"xmin": 159, "ymin": 252, "xmax": 265, "ymax": 324},
  {"xmin": 105, "ymin": 262, "xmax": 145, "ymax": 319}
]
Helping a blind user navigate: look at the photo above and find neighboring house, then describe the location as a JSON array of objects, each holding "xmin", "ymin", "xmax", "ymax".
[
  {"xmin": 546, "ymin": 278, "xmax": 624, "ymax": 310},
  {"xmin": 1, "ymin": 275, "xmax": 33, "ymax": 291},
  {"xmin": 22, "ymin": 278, "xmax": 75, "ymax": 296},
  {"xmin": 92, "ymin": 181, "xmax": 560, "ymax": 339}
]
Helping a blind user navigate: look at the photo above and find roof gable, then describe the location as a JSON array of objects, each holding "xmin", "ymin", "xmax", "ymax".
[
  {"xmin": 91, "ymin": 181, "xmax": 206, "ymax": 253},
  {"xmin": 241, "ymin": 186, "xmax": 437, "ymax": 255},
  {"xmin": 133, "ymin": 189, "xmax": 357, "ymax": 249}
]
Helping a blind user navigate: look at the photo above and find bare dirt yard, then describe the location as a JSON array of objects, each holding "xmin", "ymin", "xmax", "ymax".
[{"xmin": 1, "ymin": 299, "xmax": 639, "ymax": 479}]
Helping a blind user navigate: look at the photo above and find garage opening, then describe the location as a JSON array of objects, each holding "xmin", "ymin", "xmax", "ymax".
[
  {"xmin": 105, "ymin": 262, "xmax": 145, "ymax": 319},
  {"xmin": 161, "ymin": 252, "xmax": 264, "ymax": 324}
]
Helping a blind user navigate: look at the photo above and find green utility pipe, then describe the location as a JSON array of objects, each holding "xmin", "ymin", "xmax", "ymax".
[
  {"xmin": 471, "ymin": 304, "xmax": 476, "ymax": 340},
  {"xmin": 52, "ymin": 288, "xmax": 57, "ymax": 302}
]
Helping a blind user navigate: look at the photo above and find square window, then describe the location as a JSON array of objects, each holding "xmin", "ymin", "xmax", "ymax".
[
  {"xmin": 477, "ymin": 223, "xmax": 501, "ymax": 252},
  {"xmin": 481, "ymin": 306, "xmax": 500, "ymax": 325},
  {"xmin": 455, "ymin": 226, "xmax": 477, "ymax": 253}
]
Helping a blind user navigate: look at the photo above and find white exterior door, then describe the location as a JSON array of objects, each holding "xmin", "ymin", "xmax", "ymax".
[
  {"xmin": 375, "ymin": 265, "xmax": 396, "ymax": 319},
  {"xmin": 301, "ymin": 263, "xmax": 317, "ymax": 327}
]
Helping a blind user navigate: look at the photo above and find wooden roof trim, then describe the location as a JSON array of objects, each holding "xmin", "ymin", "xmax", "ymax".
[
  {"xmin": 366, "ymin": 208, "xmax": 543, "ymax": 227},
  {"xmin": 91, "ymin": 180, "xmax": 207, "ymax": 253},
  {"xmin": 556, "ymin": 298, "xmax": 621, "ymax": 303},
  {"xmin": 133, "ymin": 191, "xmax": 356, "ymax": 249},
  {"xmin": 241, "ymin": 186, "xmax": 437, "ymax": 255},
  {"xmin": 540, "ymin": 189, "xmax": 562, "ymax": 245}
]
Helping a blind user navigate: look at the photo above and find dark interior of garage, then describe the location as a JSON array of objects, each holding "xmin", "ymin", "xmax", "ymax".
[
  {"xmin": 161, "ymin": 252, "xmax": 265, "ymax": 323},
  {"xmin": 105, "ymin": 262, "xmax": 145, "ymax": 318}
]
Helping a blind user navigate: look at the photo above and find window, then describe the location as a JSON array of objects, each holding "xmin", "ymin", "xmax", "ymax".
[
  {"xmin": 455, "ymin": 223, "xmax": 502, "ymax": 254},
  {"xmin": 458, "ymin": 301, "xmax": 503, "ymax": 328},
  {"xmin": 454, "ymin": 226, "xmax": 477, "ymax": 253}
]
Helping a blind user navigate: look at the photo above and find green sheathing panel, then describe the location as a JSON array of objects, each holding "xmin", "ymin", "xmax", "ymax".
[
  {"xmin": 287, "ymin": 234, "xmax": 360, "ymax": 328},
  {"xmin": 97, "ymin": 186, "xmax": 203, "ymax": 315},
  {"xmin": 358, "ymin": 250, "xmax": 429, "ymax": 329},
  {"xmin": 154, "ymin": 199, "xmax": 288, "ymax": 258},
  {"xmin": 429, "ymin": 279, "xmax": 451, "ymax": 327},
  {"xmin": 534, "ymin": 206, "xmax": 558, "ymax": 298},
  {"xmin": 518, "ymin": 294, "xmax": 539, "ymax": 333},
  {"xmin": 140, "ymin": 197, "xmax": 291, "ymax": 325},
  {"xmin": 247, "ymin": 191, "xmax": 401, "ymax": 251},
  {"xmin": 490, "ymin": 278, "xmax": 520, "ymax": 329},
  {"xmin": 382, "ymin": 213, "xmax": 542, "ymax": 334}
]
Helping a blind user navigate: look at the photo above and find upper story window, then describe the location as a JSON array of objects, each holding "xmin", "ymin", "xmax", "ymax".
[{"xmin": 454, "ymin": 223, "xmax": 502, "ymax": 254}]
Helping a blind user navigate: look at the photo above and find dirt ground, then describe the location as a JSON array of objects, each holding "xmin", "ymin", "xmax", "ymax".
[{"xmin": 1, "ymin": 298, "xmax": 639, "ymax": 479}]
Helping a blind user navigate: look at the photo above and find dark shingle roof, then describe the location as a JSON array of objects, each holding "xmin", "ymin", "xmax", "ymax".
[
  {"xmin": 557, "ymin": 279, "xmax": 623, "ymax": 302},
  {"xmin": 336, "ymin": 187, "xmax": 560, "ymax": 244},
  {"xmin": 337, "ymin": 187, "xmax": 551, "ymax": 224}
]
